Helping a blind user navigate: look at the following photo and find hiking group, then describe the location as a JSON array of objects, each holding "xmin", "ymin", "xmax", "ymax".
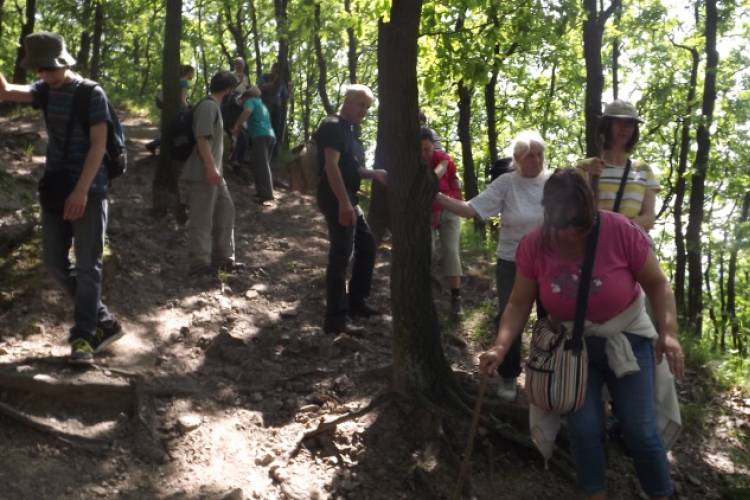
[{"xmin": 0, "ymin": 31, "xmax": 687, "ymax": 500}]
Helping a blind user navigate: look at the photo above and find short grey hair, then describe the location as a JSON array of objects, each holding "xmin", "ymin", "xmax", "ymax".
[
  {"xmin": 248, "ymin": 86, "xmax": 261, "ymax": 97},
  {"xmin": 344, "ymin": 84, "xmax": 374, "ymax": 100},
  {"xmin": 234, "ymin": 57, "xmax": 245, "ymax": 66}
]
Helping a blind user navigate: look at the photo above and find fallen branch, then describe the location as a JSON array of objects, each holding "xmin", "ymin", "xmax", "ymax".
[{"xmin": 0, "ymin": 401, "xmax": 107, "ymax": 447}]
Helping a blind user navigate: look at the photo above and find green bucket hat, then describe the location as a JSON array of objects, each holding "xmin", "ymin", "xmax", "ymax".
[
  {"xmin": 20, "ymin": 32, "xmax": 76, "ymax": 70},
  {"xmin": 602, "ymin": 100, "xmax": 644, "ymax": 123}
]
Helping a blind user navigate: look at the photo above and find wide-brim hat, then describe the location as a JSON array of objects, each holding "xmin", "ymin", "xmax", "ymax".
[
  {"xmin": 602, "ymin": 100, "xmax": 645, "ymax": 123},
  {"xmin": 20, "ymin": 32, "xmax": 76, "ymax": 69}
]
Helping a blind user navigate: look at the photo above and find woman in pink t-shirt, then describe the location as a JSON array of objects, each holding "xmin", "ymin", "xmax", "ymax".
[{"xmin": 479, "ymin": 169, "xmax": 684, "ymax": 500}]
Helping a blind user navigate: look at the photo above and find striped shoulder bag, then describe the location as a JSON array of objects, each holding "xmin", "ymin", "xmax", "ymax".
[{"xmin": 525, "ymin": 212, "xmax": 600, "ymax": 414}]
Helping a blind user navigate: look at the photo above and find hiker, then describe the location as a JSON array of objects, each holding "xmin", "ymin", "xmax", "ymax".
[
  {"xmin": 489, "ymin": 156, "xmax": 513, "ymax": 182},
  {"xmin": 231, "ymin": 57, "xmax": 250, "ymax": 94},
  {"xmin": 146, "ymin": 64, "xmax": 194, "ymax": 155},
  {"xmin": 0, "ymin": 32, "xmax": 124, "ymax": 364},
  {"xmin": 420, "ymin": 127, "xmax": 464, "ymax": 319},
  {"xmin": 435, "ymin": 130, "xmax": 550, "ymax": 402},
  {"xmin": 258, "ymin": 62, "xmax": 289, "ymax": 156},
  {"xmin": 578, "ymin": 100, "xmax": 659, "ymax": 231},
  {"xmin": 418, "ymin": 109, "xmax": 443, "ymax": 151},
  {"xmin": 232, "ymin": 87, "xmax": 276, "ymax": 205},
  {"xmin": 227, "ymin": 57, "xmax": 251, "ymax": 170},
  {"xmin": 479, "ymin": 168, "xmax": 683, "ymax": 500},
  {"xmin": 314, "ymin": 84, "xmax": 387, "ymax": 335},
  {"xmin": 179, "ymin": 71, "xmax": 245, "ymax": 277}
]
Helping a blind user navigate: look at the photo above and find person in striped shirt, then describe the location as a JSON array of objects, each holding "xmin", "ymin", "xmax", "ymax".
[{"xmin": 577, "ymin": 100, "xmax": 659, "ymax": 231}]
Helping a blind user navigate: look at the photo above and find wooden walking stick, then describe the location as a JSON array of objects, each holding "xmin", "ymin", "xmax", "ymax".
[{"xmin": 454, "ymin": 369, "xmax": 490, "ymax": 500}]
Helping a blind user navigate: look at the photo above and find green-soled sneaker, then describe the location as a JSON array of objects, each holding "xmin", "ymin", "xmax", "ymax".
[{"xmin": 69, "ymin": 338, "xmax": 94, "ymax": 365}]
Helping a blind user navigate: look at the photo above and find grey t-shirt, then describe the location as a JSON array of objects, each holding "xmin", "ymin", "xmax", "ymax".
[
  {"xmin": 180, "ymin": 97, "xmax": 224, "ymax": 184},
  {"xmin": 468, "ymin": 170, "xmax": 551, "ymax": 261}
]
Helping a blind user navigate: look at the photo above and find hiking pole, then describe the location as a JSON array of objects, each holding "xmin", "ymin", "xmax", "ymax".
[{"xmin": 454, "ymin": 368, "xmax": 490, "ymax": 500}]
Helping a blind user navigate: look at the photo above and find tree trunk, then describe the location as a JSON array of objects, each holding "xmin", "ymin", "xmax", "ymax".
[
  {"xmin": 314, "ymin": 3, "xmax": 335, "ymax": 116},
  {"xmin": 89, "ymin": 1, "xmax": 104, "ymax": 81},
  {"xmin": 457, "ymin": 80, "xmax": 482, "ymax": 235},
  {"xmin": 377, "ymin": 0, "xmax": 455, "ymax": 398},
  {"xmin": 686, "ymin": 0, "xmax": 719, "ymax": 337},
  {"xmin": 249, "ymin": 0, "xmax": 262, "ymax": 82},
  {"xmin": 485, "ymin": 64, "xmax": 499, "ymax": 170},
  {"xmin": 12, "ymin": 0, "xmax": 36, "ymax": 84},
  {"xmin": 611, "ymin": 7, "xmax": 621, "ymax": 100},
  {"xmin": 582, "ymin": 0, "xmax": 620, "ymax": 157},
  {"xmin": 274, "ymin": 0, "xmax": 290, "ymax": 150},
  {"xmin": 345, "ymin": 0, "xmax": 357, "ymax": 85},
  {"xmin": 76, "ymin": 0, "xmax": 93, "ymax": 76},
  {"xmin": 152, "ymin": 0, "xmax": 185, "ymax": 221},
  {"xmin": 671, "ymin": 42, "xmax": 700, "ymax": 326},
  {"xmin": 223, "ymin": 0, "xmax": 247, "ymax": 67},
  {"xmin": 726, "ymin": 191, "xmax": 749, "ymax": 352}
]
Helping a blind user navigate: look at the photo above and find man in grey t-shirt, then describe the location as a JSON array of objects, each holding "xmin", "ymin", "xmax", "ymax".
[{"xmin": 180, "ymin": 71, "xmax": 244, "ymax": 276}]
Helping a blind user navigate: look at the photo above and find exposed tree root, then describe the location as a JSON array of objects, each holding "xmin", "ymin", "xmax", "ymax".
[
  {"xmin": 287, "ymin": 390, "xmax": 409, "ymax": 461},
  {"xmin": 0, "ymin": 401, "xmax": 107, "ymax": 447},
  {"xmin": 445, "ymin": 387, "xmax": 577, "ymax": 483}
]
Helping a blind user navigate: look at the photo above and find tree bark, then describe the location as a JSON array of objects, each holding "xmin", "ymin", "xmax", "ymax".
[
  {"xmin": 152, "ymin": 0, "xmax": 185, "ymax": 220},
  {"xmin": 377, "ymin": 0, "xmax": 456, "ymax": 398},
  {"xmin": 582, "ymin": 0, "xmax": 620, "ymax": 157},
  {"xmin": 12, "ymin": 0, "xmax": 36, "ymax": 84},
  {"xmin": 249, "ymin": 0, "xmax": 262, "ymax": 82},
  {"xmin": 671, "ymin": 41, "xmax": 700, "ymax": 325},
  {"xmin": 686, "ymin": 0, "xmax": 719, "ymax": 337},
  {"xmin": 457, "ymin": 80, "xmax": 481, "ymax": 234},
  {"xmin": 223, "ymin": 0, "xmax": 247, "ymax": 68},
  {"xmin": 89, "ymin": 1, "xmax": 104, "ymax": 81},
  {"xmin": 274, "ymin": 0, "xmax": 290, "ymax": 150},
  {"xmin": 76, "ymin": 0, "xmax": 93, "ymax": 76},
  {"xmin": 314, "ymin": 3, "xmax": 335, "ymax": 116}
]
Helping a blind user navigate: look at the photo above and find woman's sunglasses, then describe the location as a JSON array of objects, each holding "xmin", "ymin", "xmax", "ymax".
[{"xmin": 547, "ymin": 214, "xmax": 589, "ymax": 230}]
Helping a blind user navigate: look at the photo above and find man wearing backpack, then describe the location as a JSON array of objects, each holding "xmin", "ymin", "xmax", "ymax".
[
  {"xmin": 0, "ymin": 32, "xmax": 123, "ymax": 364},
  {"xmin": 179, "ymin": 71, "xmax": 245, "ymax": 277},
  {"xmin": 314, "ymin": 84, "xmax": 387, "ymax": 335}
]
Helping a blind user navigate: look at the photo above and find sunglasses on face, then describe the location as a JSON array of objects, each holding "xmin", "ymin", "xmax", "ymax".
[{"xmin": 547, "ymin": 213, "xmax": 589, "ymax": 230}]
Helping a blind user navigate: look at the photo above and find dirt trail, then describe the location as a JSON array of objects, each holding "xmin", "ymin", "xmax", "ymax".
[{"xmin": 0, "ymin": 109, "xmax": 746, "ymax": 499}]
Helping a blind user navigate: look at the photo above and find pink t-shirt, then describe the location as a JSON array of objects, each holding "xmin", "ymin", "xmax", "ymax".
[{"xmin": 516, "ymin": 211, "xmax": 652, "ymax": 323}]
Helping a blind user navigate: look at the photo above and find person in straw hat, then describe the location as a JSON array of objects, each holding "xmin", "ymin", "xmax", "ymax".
[{"xmin": 0, "ymin": 32, "xmax": 124, "ymax": 364}]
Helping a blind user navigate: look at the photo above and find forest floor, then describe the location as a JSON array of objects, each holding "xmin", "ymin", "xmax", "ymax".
[{"xmin": 0, "ymin": 107, "xmax": 748, "ymax": 500}]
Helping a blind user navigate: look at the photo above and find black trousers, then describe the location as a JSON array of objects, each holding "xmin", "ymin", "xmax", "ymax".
[{"xmin": 317, "ymin": 189, "xmax": 376, "ymax": 329}]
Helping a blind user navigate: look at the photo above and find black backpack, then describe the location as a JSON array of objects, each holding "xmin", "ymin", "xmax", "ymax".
[
  {"xmin": 39, "ymin": 79, "xmax": 128, "ymax": 181},
  {"xmin": 221, "ymin": 91, "xmax": 244, "ymax": 135},
  {"xmin": 163, "ymin": 97, "xmax": 217, "ymax": 162}
]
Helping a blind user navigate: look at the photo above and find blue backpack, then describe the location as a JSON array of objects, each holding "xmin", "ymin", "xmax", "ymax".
[{"xmin": 38, "ymin": 79, "xmax": 127, "ymax": 181}]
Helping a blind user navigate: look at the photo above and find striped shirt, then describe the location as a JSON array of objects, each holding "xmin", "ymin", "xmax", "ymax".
[
  {"xmin": 30, "ymin": 75, "xmax": 111, "ymax": 193},
  {"xmin": 577, "ymin": 158, "xmax": 660, "ymax": 219}
]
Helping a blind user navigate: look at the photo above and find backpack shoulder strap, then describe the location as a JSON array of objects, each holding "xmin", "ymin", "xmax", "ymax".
[{"xmin": 73, "ymin": 79, "xmax": 100, "ymax": 134}]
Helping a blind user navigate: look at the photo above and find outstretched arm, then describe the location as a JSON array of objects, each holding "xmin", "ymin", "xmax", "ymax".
[
  {"xmin": 0, "ymin": 72, "xmax": 34, "ymax": 103},
  {"xmin": 434, "ymin": 192, "xmax": 479, "ymax": 218}
]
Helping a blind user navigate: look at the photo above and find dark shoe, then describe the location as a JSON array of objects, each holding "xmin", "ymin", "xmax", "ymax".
[
  {"xmin": 324, "ymin": 321, "xmax": 365, "ymax": 335},
  {"xmin": 348, "ymin": 302, "xmax": 381, "ymax": 318},
  {"xmin": 91, "ymin": 319, "xmax": 125, "ymax": 353},
  {"xmin": 215, "ymin": 261, "xmax": 247, "ymax": 273},
  {"xmin": 69, "ymin": 338, "xmax": 94, "ymax": 365},
  {"xmin": 145, "ymin": 143, "xmax": 157, "ymax": 155}
]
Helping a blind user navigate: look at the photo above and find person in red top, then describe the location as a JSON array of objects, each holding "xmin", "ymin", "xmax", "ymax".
[{"xmin": 421, "ymin": 127, "xmax": 464, "ymax": 318}]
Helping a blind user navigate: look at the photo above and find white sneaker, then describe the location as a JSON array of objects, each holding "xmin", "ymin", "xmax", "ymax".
[{"xmin": 496, "ymin": 377, "xmax": 518, "ymax": 403}]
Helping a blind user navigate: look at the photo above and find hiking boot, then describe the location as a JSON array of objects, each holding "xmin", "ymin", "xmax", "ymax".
[
  {"xmin": 450, "ymin": 296, "xmax": 464, "ymax": 319},
  {"xmin": 348, "ymin": 301, "xmax": 381, "ymax": 318},
  {"xmin": 69, "ymin": 338, "xmax": 94, "ymax": 365},
  {"xmin": 496, "ymin": 377, "xmax": 518, "ymax": 403},
  {"xmin": 91, "ymin": 319, "xmax": 125, "ymax": 353}
]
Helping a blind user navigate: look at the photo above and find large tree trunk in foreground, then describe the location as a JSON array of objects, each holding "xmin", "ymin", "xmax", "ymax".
[
  {"xmin": 152, "ymin": 0, "xmax": 185, "ymax": 220},
  {"xmin": 376, "ymin": 0, "xmax": 455, "ymax": 399}
]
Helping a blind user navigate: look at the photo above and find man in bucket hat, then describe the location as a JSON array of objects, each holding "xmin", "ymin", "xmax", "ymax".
[{"xmin": 0, "ymin": 32, "xmax": 124, "ymax": 364}]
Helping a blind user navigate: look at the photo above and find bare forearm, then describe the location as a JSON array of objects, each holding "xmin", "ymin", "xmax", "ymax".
[
  {"xmin": 76, "ymin": 123, "xmax": 107, "ymax": 192},
  {"xmin": 325, "ymin": 162, "xmax": 351, "ymax": 204},
  {"xmin": 632, "ymin": 213, "xmax": 655, "ymax": 231},
  {"xmin": 0, "ymin": 74, "xmax": 33, "ymax": 103},
  {"xmin": 643, "ymin": 281, "xmax": 678, "ymax": 340},
  {"xmin": 435, "ymin": 192, "xmax": 478, "ymax": 218},
  {"xmin": 234, "ymin": 109, "xmax": 252, "ymax": 130},
  {"xmin": 494, "ymin": 300, "xmax": 532, "ymax": 349}
]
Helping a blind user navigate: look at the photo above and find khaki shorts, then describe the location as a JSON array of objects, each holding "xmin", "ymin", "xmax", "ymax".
[{"xmin": 432, "ymin": 210, "xmax": 463, "ymax": 277}]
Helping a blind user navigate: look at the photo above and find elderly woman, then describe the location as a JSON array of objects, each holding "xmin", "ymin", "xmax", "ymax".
[
  {"xmin": 233, "ymin": 86, "xmax": 276, "ymax": 206},
  {"xmin": 479, "ymin": 168, "xmax": 683, "ymax": 500},
  {"xmin": 435, "ymin": 130, "xmax": 550, "ymax": 402}
]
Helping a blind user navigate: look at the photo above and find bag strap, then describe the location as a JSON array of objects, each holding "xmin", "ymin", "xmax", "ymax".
[
  {"xmin": 564, "ymin": 211, "xmax": 601, "ymax": 355},
  {"xmin": 612, "ymin": 159, "xmax": 632, "ymax": 214}
]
